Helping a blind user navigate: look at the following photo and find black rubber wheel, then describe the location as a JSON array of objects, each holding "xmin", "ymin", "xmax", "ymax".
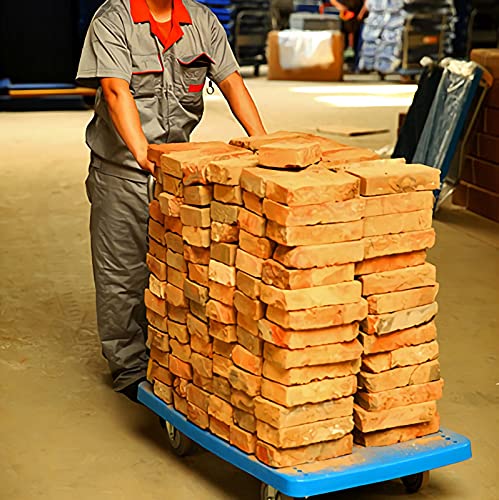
[
  {"xmin": 254, "ymin": 65, "xmax": 261, "ymax": 77},
  {"xmin": 401, "ymin": 471, "xmax": 430, "ymax": 493},
  {"xmin": 160, "ymin": 418, "xmax": 194, "ymax": 457},
  {"xmin": 260, "ymin": 483, "xmax": 297, "ymax": 500}
]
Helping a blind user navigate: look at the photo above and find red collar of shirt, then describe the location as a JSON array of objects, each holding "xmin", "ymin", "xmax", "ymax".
[{"xmin": 130, "ymin": 0, "xmax": 192, "ymax": 51}]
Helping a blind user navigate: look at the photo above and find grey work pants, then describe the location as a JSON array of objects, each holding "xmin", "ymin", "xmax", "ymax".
[{"xmin": 85, "ymin": 166, "xmax": 150, "ymax": 391}]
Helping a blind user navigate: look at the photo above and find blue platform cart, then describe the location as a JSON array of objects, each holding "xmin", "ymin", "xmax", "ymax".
[{"xmin": 138, "ymin": 383, "xmax": 471, "ymax": 500}]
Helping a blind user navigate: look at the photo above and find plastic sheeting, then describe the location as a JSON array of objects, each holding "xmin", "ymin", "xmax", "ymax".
[{"xmin": 277, "ymin": 30, "xmax": 335, "ymax": 70}]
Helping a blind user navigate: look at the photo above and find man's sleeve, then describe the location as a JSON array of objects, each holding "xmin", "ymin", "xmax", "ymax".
[
  {"xmin": 76, "ymin": 14, "xmax": 132, "ymax": 88},
  {"xmin": 206, "ymin": 13, "xmax": 240, "ymax": 84}
]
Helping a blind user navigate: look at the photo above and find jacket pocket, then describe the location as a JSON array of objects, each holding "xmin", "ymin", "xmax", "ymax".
[{"xmin": 130, "ymin": 53, "xmax": 164, "ymax": 98}]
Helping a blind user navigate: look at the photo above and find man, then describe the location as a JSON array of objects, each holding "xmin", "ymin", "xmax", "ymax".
[{"xmin": 77, "ymin": 0, "xmax": 266, "ymax": 402}]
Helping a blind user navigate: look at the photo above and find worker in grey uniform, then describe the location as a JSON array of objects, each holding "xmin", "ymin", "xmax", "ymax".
[{"xmin": 77, "ymin": 0, "xmax": 266, "ymax": 402}]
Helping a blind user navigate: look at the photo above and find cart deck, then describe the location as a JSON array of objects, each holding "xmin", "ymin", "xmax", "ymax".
[{"xmin": 138, "ymin": 383, "xmax": 472, "ymax": 499}]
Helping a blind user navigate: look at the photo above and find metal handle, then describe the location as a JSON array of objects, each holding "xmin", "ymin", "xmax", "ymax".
[{"xmin": 147, "ymin": 175, "xmax": 156, "ymax": 203}]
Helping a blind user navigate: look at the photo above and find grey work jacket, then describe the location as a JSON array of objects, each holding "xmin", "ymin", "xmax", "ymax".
[{"xmin": 77, "ymin": 0, "xmax": 239, "ymax": 181}]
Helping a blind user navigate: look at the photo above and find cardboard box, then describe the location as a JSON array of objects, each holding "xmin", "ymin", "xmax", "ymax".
[
  {"xmin": 485, "ymin": 82, "xmax": 499, "ymax": 109},
  {"xmin": 484, "ymin": 107, "xmax": 499, "ymax": 136},
  {"xmin": 476, "ymin": 134, "xmax": 499, "ymax": 164},
  {"xmin": 267, "ymin": 30, "xmax": 343, "ymax": 82},
  {"xmin": 465, "ymin": 182, "xmax": 499, "ymax": 222},
  {"xmin": 471, "ymin": 49, "xmax": 499, "ymax": 79}
]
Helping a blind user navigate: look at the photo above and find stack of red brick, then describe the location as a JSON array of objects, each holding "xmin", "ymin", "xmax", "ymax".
[
  {"xmin": 345, "ymin": 160, "xmax": 443, "ymax": 446},
  {"xmin": 454, "ymin": 48, "xmax": 499, "ymax": 222},
  {"xmin": 144, "ymin": 132, "xmax": 444, "ymax": 468}
]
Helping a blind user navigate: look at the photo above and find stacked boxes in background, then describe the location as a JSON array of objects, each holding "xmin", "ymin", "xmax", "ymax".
[
  {"xmin": 144, "ymin": 132, "xmax": 446, "ymax": 468},
  {"xmin": 345, "ymin": 160, "xmax": 444, "ymax": 447},
  {"xmin": 454, "ymin": 48, "xmax": 499, "ymax": 222}
]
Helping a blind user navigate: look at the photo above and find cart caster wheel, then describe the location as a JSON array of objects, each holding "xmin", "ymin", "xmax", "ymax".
[
  {"xmin": 401, "ymin": 471, "xmax": 430, "ymax": 493},
  {"xmin": 160, "ymin": 419, "xmax": 194, "ymax": 457},
  {"xmin": 260, "ymin": 483, "xmax": 296, "ymax": 500}
]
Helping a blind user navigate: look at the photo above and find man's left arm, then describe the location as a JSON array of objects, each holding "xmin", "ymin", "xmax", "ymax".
[{"xmin": 218, "ymin": 72, "xmax": 266, "ymax": 136}]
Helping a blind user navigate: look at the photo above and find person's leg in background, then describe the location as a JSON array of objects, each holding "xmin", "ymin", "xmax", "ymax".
[{"xmin": 86, "ymin": 166, "xmax": 150, "ymax": 401}]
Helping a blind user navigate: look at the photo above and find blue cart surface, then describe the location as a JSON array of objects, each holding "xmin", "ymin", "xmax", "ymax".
[{"xmin": 139, "ymin": 383, "xmax": 471, "ymax": 499}]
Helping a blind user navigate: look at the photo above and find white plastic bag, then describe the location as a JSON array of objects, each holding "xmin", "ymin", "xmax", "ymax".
[{"xmin": 277, "ymin": 30, "xmax": 335, "ymax": 70}]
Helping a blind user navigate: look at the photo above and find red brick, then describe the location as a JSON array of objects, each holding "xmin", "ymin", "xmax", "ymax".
[
  {"xmin": 263, "ymin": 197, "xmax": 364, "ymax": 226},
  {"xmin": 208, "ymin": 395, "xmax": 233, "ymax": 425},
  {"xmin": 183, "ymin": 245, "xmax": 210, "ymax": 265},
  {"xmin": 346, "ymin": 162, "xmax": 439, "ymax": 196},
  {"xmin": 356, "ymin": 379, "xmax": 444, "ymax": 412},
  {"xmin": 182, "ymin": 226, "xmax": 211, "ymax": 248},
  {"xmin": 167, "ymin": 250, "xmax": 187, "ymax": 273},
  {"xmin": 362, "ymin": 340, "xmax": 440, "ymax": 373},
  {"xmin": 211, "ymin": 221, "xmax": 239, "ymax": 243},
  {"xmin": 239, "ymin": 230, "xmax": 275, "ymax": 259},
  {"xmin": 240, "ymin": 167, "xmax": 283, "ymax": 198},
  {"xmin": 262, "ymin": 375, "xmax": 357, "ymax": 407},
  {"xmin": 234, "ymin": 291, "xmax": 265, "ymax": 320},
  {"xmin": 355, "ymin": 251, "xmax": 427, "ymax": 276},
  {"xmin": 243, "ymin": 191, "xmax": 264, "ymax": 215},
  {"xmin": 257, "ymin": 415, "xmax": 353, "ymax": 449},
  {"xmin": 166, "ymin": 283, "xmax": 188, "ymax": 308},
  {"xmin": 168, "ymin": 320, "xmax": 189, "ymax": 343},
  {"xmin": 238, "ymin": 208, "xmax": 266, "ymax": 237},
  {"xmin": 213, "ymin": 184, "xmax": 243, "ymax": 205},
  {"xmin": 213, "ymin": 339, "xmax": 236, "ymax": 358},
  {"xmin": 149, "ymin": 238, "xmax": 167, "ymax": 262},
  {"xmin": 167, "ymin": 267, "xmax": 187, "ymax": 290},
  {"xmin": 169, "ymin": 355, "xmax": 192, "ymax": 380},
  {"xmin": 360, "ymin": 321, "xmax": 437, "ymax": 354},
  {"xmin": 362, "ymin": 302, "xmax": 438, "ymax": 335},
  {"xmin": 367, "ymin": 285, "xmax": 439, "ymax": 314},
  {"xmin": 162, "ymin": 174, "xmax": 184, "ymax": 197},
  {"xmin": 235, "ymin": 249, "xmax": 265, "ymax": 277},
  {"xmin": 360, "ymin": 263, "xmax": 436, "ymax": 296},
  {"xmin": 170, "ymin": 339, "xmax": 192, "ymax": 363},
  {"xmin": 233, "ymin": 409, "xmax": 257, "ymax": 433},
  {"xmin": 180, "ymin": 205, "xmax": 211, "ymax": 228},
  {"xmin": 264, "ymin": 339, "xmax": 362, "ymax": 369},
  {"xmin": 208, "ymin": 260, "xmax": 236, "ymax": 287},
  {"xmin": 145, "ymin": 288, "xmax": 167, "ymax": 316},
  {"xmin": 211, "ymin": 200, "xmax": 239, "ymax": 225},
  {"xmin": 193, "ymin": 372, "xmax": 213, "ymax": 392},
  {"xmin": 149, "ymin": 325, "xmax": 169, "ymax": 352},
  {"xmin": 236, "ymin": 271, "xmax": 261, "ymax": 299},
  {"xmin": 259, "ymin": 141, "xmax": 322, "ymax": 168},
  {"xmin": 259, "ymin": 319, "xmax": 358, "ymax": 349},
  {"xmin": 231, "ymin": 390, "xmax": 256, "ymax": 413},
  {"xmin": 354, "ymin": 415, "xmax": 440, "ymax": 447},
  {"xmin": 237, "ymin": 326, "xmax": 263, "ymax": 356},
  {"xmin": 149, "ymin": 274, "xmax": 167, "ymax": 299},
  {"xmin": 147, "ymin": 253, "xmax": 167, "ymax": 280},
  {"xmin": 189, "ymin": 301, "xmax": 207, "ymax": 323},
  {"xmin": 274, "ymin": 240, "xmax": 364, "ymax": 269},
  {"xmin": 188, "ymin": 263, "xmax": 209, "ymax": 287},
  {"xmin": 230, "ymin": 425, "xmax": 257, "ymax": 454},
  {"xmin": 153, "ymin": 380, "xmax": 173, "ymax": 404},
  {"xmin": 363, "ymin": 210, "xmax": 433, "ymax": 237},
  {"xmin": 213, "ymin": 354, "xmax": 234, "ymax": 378},
  {"xmin": 210, "ymin": 320, "xmax": 237, "ymax": 342},
  {"xmin": 211, "ymin": 242, "xmax": 238, "ymax": 266},
  {"xmin": 184, "ymin": 279, "xmax": 209, "ymax": 305},
  {"xmin": 187, "ymin": 402, "xmax": 209, "ymax": 429},
  {"xmin": 147, "ymin": 309, "xmax": 168, "ymax": 332},
  {"xmin": 266, "ymin": 169, "xmax": 360, "ymax": 206},
  {"xmin": 191, "ymin": 353, "xmax": 213, "ymax": 379},
  {"xmin": 267, "ymin": 299, "xmax": 368, "ymax": 330},
  {"xmin": 354, "ymin": 401, "xmax": 437, "ymax": 433},
  {"xmin": 358, "ymin": 360, "xmax": 441, "ymax": 393},
  {"xmin": 159, "ymin": 192, "xmax": 183, "ymax": 217},
  {"xmin": 149, "ymin": 218, "xmax": 165, "ymax": 244},
  {"xmin": 212, "ymin": 375, "xmax": 232, "ymax": 402},
  {"xmin": 256, "ymin": 434, "xmax": 353, "ymax": 468},
  {"xmin": 173, "ymin": 377, "xmax": 189, "ymax": 398},
  {"xmin": 173, "ymin": 393, "xmax": 188, "ymax": 415},
  {"xmin": 183, "ymin": 185, "xmax": 213, "ymax": 206},
  {"xmin": 186, "ymin": 384, "xmax": 210, "ymax": 411},
  {"xmin": 150, "ymin": 345, "xmax": 169, "ymax": 367},
  {"xmin": 267, "ymin": 219, "xmax": 363, "ymax": 246},
  {"xmin": 148, "ymin": 360, "xmax": 173, "ymax": 385},
  {"xmin": 364, "ymin": 191, "xmax": 435, "ymax": 217},
  {"xmin": 228, "ymin": 365, "xmax": 261, "ymax": 397},
  {"xmin": 210, "ymin": 417, "xmax": 230, "ymax": 441},
  {"xmin": 209, "ymin": 281, "xmax": 235, "ymax": 307},
  {"xmin": 190, "ymin": 333, "xmax": 213, "ymax": 358},
  {"xmin": 364, "ymin": 229, "xmax": 436, "ymax": 259},
  {"xmin": 255, "ymin": 396, "xmax": 353, "ymax": 428},
  {"xmin": 262, "ymin": 260, "xmax": 354, "ymax": 290},
  {"xmin": 237, "ymin": 313, "xmax": 259, "ymax": 336},
  {"xmin": 164, "ymin": 215, "xmax": 183, "ymax": 235},
  {"xmin": 206, "ymin": 300, "xmax": 236, "ymax": 324},
  {"xmin": 263, "ymin": 359, "xmax": 361, "ymax": 386},
  {"xmin": 232, "ymin": 344, "xmax": 263, "ymax": 375},
  {"xmin": 206, "ymin": 156, "xmax": 258, "ymax": 185},
  {"xmin": 261, "ymin": 281, "xmax": 361, "ymax": 311}
]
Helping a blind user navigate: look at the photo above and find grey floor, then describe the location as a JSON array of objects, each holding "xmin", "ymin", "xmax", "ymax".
[{"xmin": 1, "ymin": 76, "xmax": 498, "ymax": 500}]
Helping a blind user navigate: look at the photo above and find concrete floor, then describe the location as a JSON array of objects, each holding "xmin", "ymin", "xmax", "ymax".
[{"xmin": 1, "ymin": 77, "xmax": 498, "ymax": 500}]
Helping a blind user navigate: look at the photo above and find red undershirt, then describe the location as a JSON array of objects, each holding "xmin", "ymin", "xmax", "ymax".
[{"xmin": 157, "ymin": 20, "xmax": 173, "ymax": 47}]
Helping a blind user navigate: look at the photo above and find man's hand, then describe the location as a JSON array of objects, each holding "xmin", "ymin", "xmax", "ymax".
[
  {"xmin": 101, "ymin": 78, "xmax": 154, "ymax": 173},
  {"xmin": 217, "ymin": 72, "xmax": 266, "ymax": 137}
]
